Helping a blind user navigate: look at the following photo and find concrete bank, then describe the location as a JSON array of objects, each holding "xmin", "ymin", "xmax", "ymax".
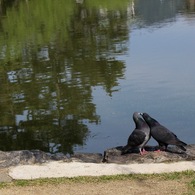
[
  {"xmin": 8, "ymin": 160, "xmax": 195, "ymax": 180},
  {"xmin": 0, "ymin": 144, "xmax": 195, "ymax": 181}
]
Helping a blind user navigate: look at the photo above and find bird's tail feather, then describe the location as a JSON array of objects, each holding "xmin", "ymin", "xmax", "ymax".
[
  {"xmin": 121, "ymin": 145, "xmax": 131, "ymax": 155},
  {"xmin": 175, "ymin": 139, "xmax": 187, "ymax": 151},
  {"xmin": 179, "ymin": 140, "xmax": 187, "ymax": 146},
  {"xmin": 177, "ymin": 144, "xmax": 186, "ymax": 151}
]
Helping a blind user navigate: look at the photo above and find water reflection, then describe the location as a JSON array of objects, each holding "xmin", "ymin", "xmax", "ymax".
[
  {"xmin": 0, "ymin": 0, "xmax": 194, "ymax": 154},
  {"xmin": 134, "ymin": 0, "xmax": 186, "ymax": 28},
  {"xmin": 0, "ymin": 0, "xmax": 130, "ymax": 154},
  {"xmin": 186, "ymin": 0, "xmax": 195, "ymax": 12}
]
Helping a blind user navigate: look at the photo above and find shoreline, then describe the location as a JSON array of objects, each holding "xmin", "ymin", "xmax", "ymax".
[{"xmin": 0, "ymin": 144, "xmax": 195, "ymax": 182}]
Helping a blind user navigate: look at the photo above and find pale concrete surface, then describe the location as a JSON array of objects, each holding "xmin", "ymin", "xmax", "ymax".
[{"xmin": 8, "ymin": 160, "xmax": 195, "ymax": 180}]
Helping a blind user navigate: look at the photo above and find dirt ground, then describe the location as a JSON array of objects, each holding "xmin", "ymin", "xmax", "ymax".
[{"xmin": 0, "ymin": 179, "xmax": 190, "ymax": 195}]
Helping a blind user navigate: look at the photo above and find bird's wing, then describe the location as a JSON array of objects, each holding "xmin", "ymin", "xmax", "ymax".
[
  {"xmin": 127, "ymin": 129, "xmax": 146, "ymax": 147},
  {"xmin": 152, "ymin": 125, "xmax": 178, "ymax": 144}
]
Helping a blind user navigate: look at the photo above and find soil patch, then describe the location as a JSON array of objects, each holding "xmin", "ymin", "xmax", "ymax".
[{"xmin": 0, "ymin": 178, "xmax": 190, "ymax": 195}]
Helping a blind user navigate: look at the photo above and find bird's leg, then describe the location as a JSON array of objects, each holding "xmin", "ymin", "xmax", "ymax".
[
  {"xmin": 154, "ymin": 144, "xmax": 166, "ymax": 152},
  {"xmin": 139, "ymin": 148, "xmax": 148, "ymax": 155},
  {"xmin": 154, "ymin": 146, "xmax": 161, "ymax": 152},
  {"xmin": 142, "ymin": 148, "xmax": 148, "ymax": 154},
  {"xmin": 139, "ymin": 148, "xmax": 143, "ymax": 155}
]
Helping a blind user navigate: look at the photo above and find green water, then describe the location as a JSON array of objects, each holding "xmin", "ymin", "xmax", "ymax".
[{"xmin": 0, "ymin": 0, "xmax": 131, "ymax": 153}]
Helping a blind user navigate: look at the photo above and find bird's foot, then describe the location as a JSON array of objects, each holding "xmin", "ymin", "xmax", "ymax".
[
  {"xmin": 140, "ymin": 148, "xmax": 148, "ymax": 155},
  {"xmin": 140, "ymin": 151, "xmax": 148, "ymax": 155}
]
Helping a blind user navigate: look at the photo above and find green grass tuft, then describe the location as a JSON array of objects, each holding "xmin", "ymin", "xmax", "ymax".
[
  {"xmin": 0, "ymin": 170, "xmax": 194, "ymax": 190},
  {"xmin": 188, "ymin": 179, "xmax": 195, "ymax": 193}
]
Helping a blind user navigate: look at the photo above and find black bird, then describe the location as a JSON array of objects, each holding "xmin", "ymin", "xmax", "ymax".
[
  {"xmin": 122, "ymin": 112, "xmax": 151, "ymax": 155},
  {"xmin": 141, "ymin": 112, "xmax": 187, "ymax": 151}
]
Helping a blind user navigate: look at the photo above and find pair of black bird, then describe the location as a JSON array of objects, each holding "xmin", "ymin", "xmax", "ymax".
[{"xmin": 122, "ymin": 112, "xmax": 187, "ymax": 155}]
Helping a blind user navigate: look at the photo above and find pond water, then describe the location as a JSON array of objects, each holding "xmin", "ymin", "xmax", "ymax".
[{"xmin": 0, "ymin": 0, "xmax": 195, "ymax": 154}]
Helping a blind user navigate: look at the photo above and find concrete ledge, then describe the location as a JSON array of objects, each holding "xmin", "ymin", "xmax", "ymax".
[
  {"xmin": 9, "ymin": 161, "xmax": 195, "ymax": 180},
  {"xmin": 0, "ymin": 144, "xmax": 195, "ymax": 181}
]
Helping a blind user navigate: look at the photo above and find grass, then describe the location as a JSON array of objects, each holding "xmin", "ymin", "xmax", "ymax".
[
  {"xmin": 0, "ymin": 170, "xmax": 194, "ymax": 191},
  {"xmin": 188, "ymin": 179, "xmax": 195, "ymax": 194}
]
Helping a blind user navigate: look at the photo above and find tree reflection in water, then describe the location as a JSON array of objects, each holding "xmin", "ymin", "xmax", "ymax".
[{"xmin": 0, "ymin": 0, "xmax": 129, "ymax": 154}]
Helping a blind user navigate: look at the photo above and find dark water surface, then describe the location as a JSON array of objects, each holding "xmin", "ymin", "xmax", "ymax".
[{"xmin": 0, "ymin": 0, "xmax": 195, "ymax": 154}]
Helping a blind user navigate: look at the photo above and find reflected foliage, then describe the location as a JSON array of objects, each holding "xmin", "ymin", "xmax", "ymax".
[
  {"xmin": 134, "ymin": 0, "xmax": 192, "ymax": 27},
  {"xmin": 0, "ymin": 0, "xmax": 130, "ymax": 153},
  {"xmin": 0, "ymin": 0, "xmax": 192, "ymax": 154},
  {"xmin": 186, "ymin": 0, "xmax": 195, "ymax": 12}
]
